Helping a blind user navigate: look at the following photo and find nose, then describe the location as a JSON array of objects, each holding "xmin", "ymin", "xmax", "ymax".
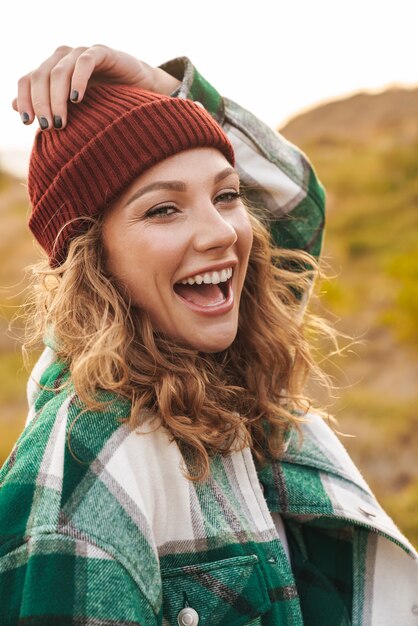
[{"xmin": 193, "ymin": 203, "xmax": 238, "ymax": 252}]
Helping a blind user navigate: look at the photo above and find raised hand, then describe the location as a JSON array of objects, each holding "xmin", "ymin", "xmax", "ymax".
[{"xmin": 12, "ymin": 45, "xmax": 180, "ymax": 130}]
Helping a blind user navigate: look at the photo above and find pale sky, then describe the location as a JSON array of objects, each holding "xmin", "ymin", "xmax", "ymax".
[{"xmin": 1, "ymin": 0, "xmax": 417, "ymax": 177}]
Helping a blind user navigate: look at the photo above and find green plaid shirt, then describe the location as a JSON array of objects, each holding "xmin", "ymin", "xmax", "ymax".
[
  {"xmin": 0, "ymin": 59, "xmax": 416, "ymax": 625},
  {"xmin": 0, "ymin": 350, "xmax": 416, "ymax": 625}
]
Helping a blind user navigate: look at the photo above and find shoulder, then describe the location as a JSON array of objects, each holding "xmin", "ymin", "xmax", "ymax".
[
  {"xmin": 0, "ymin": 352, "xmax": 164, "ymax": 613},
  {"xmin": 0, "ymin": 352, "xmax": 125, "ymax": 521},
  {"xmin": 283, "ymin": 411, "xmax": 417, "ymax": 557},
  {"xmin": 285, "ymin": 411, "xmax": 370, "ymax": 489},
  {"xmin": 1, "ymin": 350, "xmax": 150, "ymax": 551}
]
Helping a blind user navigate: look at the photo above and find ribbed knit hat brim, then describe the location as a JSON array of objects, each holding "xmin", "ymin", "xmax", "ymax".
[{"xmin": 28, "ymin": 85, "xmax": 235, "ymax": 266}]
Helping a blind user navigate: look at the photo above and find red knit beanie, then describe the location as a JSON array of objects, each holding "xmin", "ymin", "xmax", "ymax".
[{"xmin": 28, "ymin": 84, "xmax": 235, "ymax": 267}]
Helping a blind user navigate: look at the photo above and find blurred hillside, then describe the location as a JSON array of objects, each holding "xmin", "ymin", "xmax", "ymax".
[
  {"xmin": 280, "ymin": 86, "xmax": 418, "ymax": 546},
  {"xmin": 0, "ymin": 170, "xmax": 36, "ymax": 462},
  {"xmin": 0, "ymin": 86, "xmax": 417, "ymax": 546},
  {"xmin": 281, "ymin": 85, "xmax": 418, "ymax": 145}
]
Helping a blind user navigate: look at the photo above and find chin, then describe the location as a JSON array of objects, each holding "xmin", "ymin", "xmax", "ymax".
[
  {"xmin": 188, "ymin": 332, "xmax": 237, "ymax": 354},
  {"xmin": 154, "ymin": 318, "xmax": 239, "ymax": 353}
]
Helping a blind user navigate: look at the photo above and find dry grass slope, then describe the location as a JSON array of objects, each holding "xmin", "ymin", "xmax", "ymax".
[
  {"xmin": 281, "ymin": 87, "xmax": 418, "ymax": 546},
  {"xmin": 0, "ymin": 171, "xmax": 39, "ymax": 461},
  {"xmin": 281, "ymin": 86, "xmax": 418, "ymax": 145}
]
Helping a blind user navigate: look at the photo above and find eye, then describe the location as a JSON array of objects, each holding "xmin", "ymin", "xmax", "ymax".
[
  {"xmin": 215, "ymin": 191, "xmax": 242, "ymax": 204},
  {"xmin": 145, "ymin": 204, "xmax": 177, "ymax": 219}
]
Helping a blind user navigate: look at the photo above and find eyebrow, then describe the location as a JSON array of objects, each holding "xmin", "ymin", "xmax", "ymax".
[{"xmin": 124, "ymin": 166, "xmax": 238, "ymax": 207}]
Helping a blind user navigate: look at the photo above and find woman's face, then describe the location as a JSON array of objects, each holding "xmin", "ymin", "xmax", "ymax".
[{"xmin": 102, "ymin": 147, "xmax": 253, "ymax": 352}]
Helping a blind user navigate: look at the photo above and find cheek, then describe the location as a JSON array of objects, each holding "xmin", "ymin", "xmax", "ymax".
[
  {"xmin": 102, "ymin": 225, "xmax": 186, "ymax": 304},
  {"xmin": 103, "ymin": 223, "xmax": 161, "ymax": 276}
]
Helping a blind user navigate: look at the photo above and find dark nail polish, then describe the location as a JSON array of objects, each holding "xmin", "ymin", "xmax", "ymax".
[
  {"xmin": 38, "ymin": 116, "xmax": 49, "ymax": 130},
  {"xmin": 53, "ymin": 115, "xmax": 62, "ymax": 129},
  {"xmin": 70, "ymin": 90, "xmax": 79, "ymax": 102},
  {"xmin": 20, "ymin": 111, "xmax": 30, "ymax": 124}
]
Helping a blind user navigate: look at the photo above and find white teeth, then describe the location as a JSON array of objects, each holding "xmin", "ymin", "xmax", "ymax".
[{"xmin": 179, "ymin": 267, "xmax": 233, "ymax": 285}]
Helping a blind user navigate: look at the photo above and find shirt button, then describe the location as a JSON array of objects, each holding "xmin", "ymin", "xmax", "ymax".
[{"xmin": 177, "ymin": 607, "xmax": 200, "ymax": 626}]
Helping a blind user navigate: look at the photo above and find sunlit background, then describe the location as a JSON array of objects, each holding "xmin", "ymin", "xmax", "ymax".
[
  {"xmin": 1, "ymin": 0, "xmax": 417, "ymax": 175},
  {"xmin": 1, "ymin": 0, "xmax": 417, "ymax": 545}
]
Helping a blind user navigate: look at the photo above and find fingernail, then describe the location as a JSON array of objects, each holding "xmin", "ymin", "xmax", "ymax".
[
  {"xmin": 21, "ymin": 112, "xmax": 30, "ymax": 124},
  {"xmin": 38, "ymin": 116, "xmax": 49, "ymax": 130},
  {"xmin": 53, "ymin": 115, "xmax": 62, "ymax": 129},
  {"xmin": 70, "ymin": 89, "xmax": 79, "ymax": 102}
]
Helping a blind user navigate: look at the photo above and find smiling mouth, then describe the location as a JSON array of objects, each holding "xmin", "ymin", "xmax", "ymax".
[
  {"xmin": 173, "ymin": 277, "xmax": 231, "ymax": 307},
  {"xmin": 174, "ymin": 270, "xmax": 233, "ymax": 309}
]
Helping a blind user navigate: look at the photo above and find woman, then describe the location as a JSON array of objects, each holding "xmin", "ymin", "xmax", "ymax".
[{"xmin": 0, "ymin": 46, "xmax": 417, "ymax": 625}]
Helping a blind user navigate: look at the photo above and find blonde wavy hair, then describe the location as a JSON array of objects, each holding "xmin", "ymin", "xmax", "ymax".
[{"xmin": 24, "ymin": 207, "xmax": 332, "ymax": 481}]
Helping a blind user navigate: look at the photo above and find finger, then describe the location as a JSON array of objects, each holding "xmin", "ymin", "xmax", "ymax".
[
  {"xmin": 49, "ymin": 47, "xmax": 88, "ymax": 129},
  {"xmin": 29, "ymin": 46, "xmax": 73, "ymax": 131},
  {"xmin": 30, "ymin": 68, "xmax": 53, "ymax": 130},
  {"xmin": 16, "ymin": 75, "xmax": 35, "ymax": 125},
  {"xmin": 69, "ymin": 45, "xmax": 112, "ymax": 102}
]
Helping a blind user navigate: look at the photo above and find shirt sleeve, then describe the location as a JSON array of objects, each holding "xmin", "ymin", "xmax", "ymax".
[
  {"xmin": 160, "ymin": 56, "xmax": 326, "ymax": 261},
  {"xmin": 0, "ymin": 533, "xmax": 160, "ymax": 625}
]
